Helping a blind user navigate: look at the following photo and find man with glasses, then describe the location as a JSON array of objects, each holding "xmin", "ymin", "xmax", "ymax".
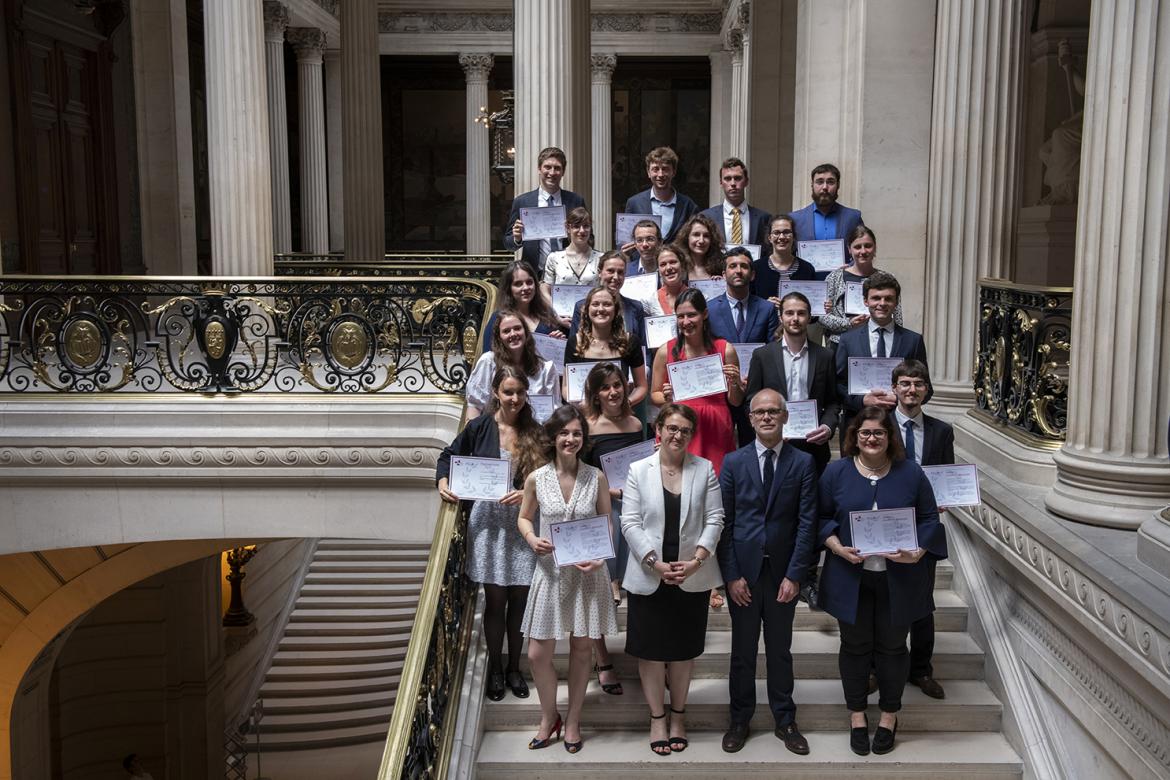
[
  {"xmin": 624, "ymin": 219, "xmax": 663, "ymax": 277},
  {"xmin": 716, "ymin": 389, "xmax": 818, "ymax": 755}
]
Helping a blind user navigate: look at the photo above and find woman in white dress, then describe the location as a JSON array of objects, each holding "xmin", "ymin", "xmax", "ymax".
[
  {"xmin": 465, "ymin": 310, "xmax": 561, "ymax": 419},
  {"xmin": 541, "ymin": 207, "xmax": 603, "ymax": 328},
  {"xmin": 517, "ymin": 404, "xmax": 619, "ymax": 754}
]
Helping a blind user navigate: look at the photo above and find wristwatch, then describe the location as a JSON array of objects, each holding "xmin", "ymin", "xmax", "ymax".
[
  {"xmin": 643, "ymin": 553, "xmax": 659, "ymax": 568},
  {"xmin": 692, "ymin": 555, "xmax": 704, "ymax": 568}
]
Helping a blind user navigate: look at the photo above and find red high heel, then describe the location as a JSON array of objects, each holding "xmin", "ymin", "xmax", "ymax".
[{"xmin": 528, "ymin": 714, "xmax": 563, "ymax": 749}]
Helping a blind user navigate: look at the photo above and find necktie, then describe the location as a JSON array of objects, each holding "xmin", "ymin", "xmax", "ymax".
[
  {"xmin": 733, "ymin": 301, "xmax": 745, "ymax": 339},
  {"xmin": 538, "ymin": 194, "xmax": 556, "ymax": 268},
  {"xmin": 730, "ymin": 207, "xmax": 743, "ymax": 243},
  {"xmin": 763, "ymin": 448, "xmax": 775, "ymax": 499},
  {"xmin": 904, "ymin": 419, "xmax": 917, "ymax": 463},
  {"xmin": 876, "ymin": 327, "xmax": 887, "ymax": 358}
]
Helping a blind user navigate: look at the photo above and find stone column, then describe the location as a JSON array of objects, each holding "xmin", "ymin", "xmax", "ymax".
[
  {"xmin": 324, "ymin": 49, "xmax": 344, "ymax": 253},
  {"xmin": 290, "ymin": 28, "xmax": 329, "ymax": 254},
  {"xmin": 341, "ymin": 0, "xmax": 385, "ymax": 261},
  {"xmin": 263, "ymin": 1, "xmax": 292, "ymax": 254},
  {"xmin": 459, "ymin": 53, "xmax": 493, "ymax": 255},
  {"xmin": 1046, "ymin": 0, "xmax": 1170, "ymax": 536},
  {"xmin": 204, "ymin": 0, "xmax": 273, "ymax": 275},
  {"xmin": 922, "ymin": 0, "xmax": 1025, "ymax": 414},
  {"xmin": 590, "ymin": 54, "xmax": 617, "ymax": 249},
  {"xmin": 513, "ymin": 0, "xmax": 591, "ymax": 197},
  {"xmin": 708, "ymin": 50, "xmax": 732, "ymax": 206},
  {"xmin": 727, "ymin": 34, "xmax": 745, "ymax": 159}
]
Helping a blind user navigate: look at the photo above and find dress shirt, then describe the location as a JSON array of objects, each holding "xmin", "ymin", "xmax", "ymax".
[
  {"xmin": 894, "ymin": 408, "xmax": 925, "ymax": 465},
  {"xmin": 723, "ymin": 200, "xmax": 752, "ymax": 244},
  {"xmin": 650, "ymin": 191, "xmax": 678, "ymax": 239},
  {"xmin": 781, "ymin": 337, "xmax": 810, "ymax": 402},
  {"xmin": 754, "ymin": 439, "xmax": 784, "ymax": 482},
  {"xmin": 812, "ymin": 202, "xmax": 843, "ymax": 241},
  {"xmin": 538, "ymin": 188, "xmax": 561, "ymax": 266},
  {"xmin": 868, "ymin": 319, "xmax": 895, "ymax": 358}
]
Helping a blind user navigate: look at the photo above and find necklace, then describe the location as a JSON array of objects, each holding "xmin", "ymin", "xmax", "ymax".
[
  {"xmin": 857, "ymin": 457, "xmax": 890, "ymax": 486},
  {"xmin": 661, "ymin": 459, "xmax": 682, "ymax": 477}
]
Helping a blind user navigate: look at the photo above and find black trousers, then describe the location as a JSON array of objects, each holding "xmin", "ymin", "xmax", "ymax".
[
  {"xmin": 908, "ymin": 561, "xmax": 937, "ymax": 678},
  {"xmin": 838, "ymin": 570, "xmax": 910, "ymax": 713},
  {"xmin": 727, "ymin": 562, "xmax": 798, "ymax": 726}
]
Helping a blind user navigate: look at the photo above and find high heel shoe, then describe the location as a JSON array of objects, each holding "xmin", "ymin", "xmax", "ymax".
[
  {"xmin": 668, "ymin": 707, "xmax": 689, "ymax": 753},
  {"xmin": 872, "ymin": 717, "xmax": 898, "ymax": 754},
  {"xmin": 649, "ymin": 712, "xmax": 671, "ymax": 756},
  {"xmin": 563, "ymin": 729, "xmax": 583, "ymax": 754},
  {"xmin": 528, "ymin": 714, "xmax": 563, "ymax": 750},
  {"xmin": 595, "ymin": 663, "xmax": 623, "ymax": 695},
  {"xmin": 850, "ymin": 713, "xmax": 870, "ymax": 756}
]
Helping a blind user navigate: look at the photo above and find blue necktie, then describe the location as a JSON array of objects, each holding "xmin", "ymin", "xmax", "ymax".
[
  {"xmin": 876, "ymin": 327, "xmax": 887, "ymax": 358},
  {"xmin": 904, "ymin": 419, "xmax": 917, "ymax": 463},
  {"xmin": 763, "ymin": 448, "xmax": 775, "ymax": 499},
  {"xmin": 733, "ymin": 301, "xmax": 745, "ymax": 340}
]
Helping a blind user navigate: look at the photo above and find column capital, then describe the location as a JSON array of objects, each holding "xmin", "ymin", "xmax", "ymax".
[
  {"xmin": 725, "ymin": 29, "xmax": 745, "ymax": 61},
  {"xmin": 458, "ymin": 53, "xmax": 494, "ymax": 82},
  {"xmin": 591, "ymin": 53, "xmax": 617, "ymax": 82},
  {"xmin": 289, "ymin": 27, "xmax": 328, "ymax": 61},
  {"xmin": 263, "ymin": 1, "xmax": 289, "ymax": 42}
]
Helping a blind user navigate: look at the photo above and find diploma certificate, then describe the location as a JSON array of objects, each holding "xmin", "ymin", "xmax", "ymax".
[
  {"xmin": 847, "ymin": 357, "xmax": 904, "ymax": 395},
  {"xmin": 849, "ymin": 507, "xmax": 918, "ymax": 556},
  {"xmin": 923, "ymin": 464, "xmax": 982, "ymax": 508},
  {"xmin": 690, "ymin": 278, "xmax": 727, "ymax": 301},
  {"xmin": 797, "ymin": 239, "xmax": 846, "ymax": 272},
  {"xmin": 783, "ymin": 399, "xmax": 820, "ymax": 440},
  {"xmin": 620, "ymin": 272, "xmax": 658, "ymax": 303},
  {"xmin": 528, "ymin": 394, "xmax": 555, "ymax": 423},
  {"xmin": 600, "ymin": 439, "xmax": 656, "ymax": 492},
  {"xmin": 549, "ymin": 514, "xmax": 616, "ymax": 567},
  {"xmin": 779, "ymin": 280, "xmax": 829, "ymax": 309},
  {"xmin": 725, "ymin": 243, "xmax": 762, "ymax": 260},
  {"xmin": 667, "ymin": 353, "xmax": 728, "ymax": 402},
  {"xmin": 615, "ymin": 213, "xmax": 662, "ymax": 246},
  {"xmin": 519, "ymin": 206, "xmax": 567, "ymax": 241},
  {"xmin": 564, "ymin": 361, "xmax": 602, "ymax": 403},
  {"xmin": 730, "ymin": 343, "xmax": 763, "ymax": 380},
  {"xmin": 844, "ymin": 281, "xmax": 867, "ymax": 315},
  {"xmin": 531, "ymin": 332, "xmax": 566, "ymax": 374},
  {"xmin": 448, "ymin": 456, "xmax": 511, "ymax": 501},
  {"xmin": 551, "ymin": 284, "xmax": 591, "ymax": 319},
  {"xmin": 644, "ymin": 314, "xmax": 678, "ymax": 349}
]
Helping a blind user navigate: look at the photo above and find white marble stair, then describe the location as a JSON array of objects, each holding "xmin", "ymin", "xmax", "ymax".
[{"xmin": 253, "ymin": 540, "xmax": 429, "ymax": 751}]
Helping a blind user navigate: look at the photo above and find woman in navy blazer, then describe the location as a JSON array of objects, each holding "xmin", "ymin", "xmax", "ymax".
[{"xmin": 816, "ymin": 405, "xmax": 947, "ymax": 757}]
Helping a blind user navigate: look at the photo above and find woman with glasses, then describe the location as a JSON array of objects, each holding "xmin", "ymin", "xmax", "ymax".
[
  {"xmin": 816, "ymin": 405, "xmax": 947, "ymax": 757},
  {"xmin": 753, "ymin": 214, "xmax": 818, "ymax": 303},
  {"xmin": 673, "ymin": 212, "xmax": 724, "ymax": 281},
  {"xmin": 483, "ymin": 260, "xmax": 565, "ymax": 352},
  {"xmin": 542, "ymin": 207, "xmax": 603, "ymax": 328},
  {"xmin": 621, "ymin": 404, "xmax": 724, "ymax": 755}
]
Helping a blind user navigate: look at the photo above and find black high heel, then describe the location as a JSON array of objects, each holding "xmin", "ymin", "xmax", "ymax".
[
  {"xmin": 668, "ymin": 707, "xmax": 689, "ymax": 752},
  {"xmin": 850, "ymin": 713, "xmax": 870, "ymax": 756},
  {"xmin": 872, "ymin": 717, "xmax": 898, "ymax": 754},
  {"xmin": 649, "ymin": 712, "xmax": 671, "ymax": 756},
  {"xmin": 595, "ymin": 663, "xmax": 623, "ymax": 695}
]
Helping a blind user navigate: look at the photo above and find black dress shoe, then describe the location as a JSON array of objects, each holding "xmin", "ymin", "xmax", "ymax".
[
  {"xmin": 799, "ymin": 583, "xmax": 822, "ymax": 611},
  {"xmin": 722, "ymin": 722, "xmax": 750, "ymax": 753},
  {"xmin": 872, "ymin": 718, "xmax": 898, "ymax": 754},
  {"xmin": 850, "ymin": 714, "xmax": 870, "ymax": 756},
  {"xmin": 506, "ymin": 669, "xmax": 530, "ymax": 698},
  {"xmin": 775, "ymin": 722, "xmax": 809, "ymax": 755},
  {"xmin": 910, "ymin": 675, "xmax": 945, "ymax": 699},
  {"xmin": 485, "ymin": 671, "xmax": 506, "ymax": 701}
]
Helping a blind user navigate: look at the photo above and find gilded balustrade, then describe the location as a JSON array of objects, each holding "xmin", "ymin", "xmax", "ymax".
[
  {"xmin": 974, "ymin": 279, "xmax": 1072, "ymax": 444},
  {"xmin": 274, "ymin": 253, "xmax": 511, "ymax": 283}
]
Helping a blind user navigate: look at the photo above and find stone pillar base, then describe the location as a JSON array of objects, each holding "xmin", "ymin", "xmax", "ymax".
[
  {"xmin": 954, "ymin": 411, "xmax": 1057, "ymax": 488},
  {"xmin": 1046, "ymin": 448, "xmax": 1170, "ymax": 530},
  {"xmin": 924, "ymin": 378, "xmax": 975, "ymax": 423},
  {"xmin": 1137, "ymin": 509, "xmax": 1170, "ymax": 580}
]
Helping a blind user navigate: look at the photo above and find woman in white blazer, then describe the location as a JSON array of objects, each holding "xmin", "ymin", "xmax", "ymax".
[{"xmin": 620, "ymin": 403, "xmax": 724, "ymax": 755}]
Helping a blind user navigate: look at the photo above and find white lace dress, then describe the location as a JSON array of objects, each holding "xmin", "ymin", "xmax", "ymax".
[{"xmin": 520, "ymin": 462, "xmax": 620, "ymax": 640}]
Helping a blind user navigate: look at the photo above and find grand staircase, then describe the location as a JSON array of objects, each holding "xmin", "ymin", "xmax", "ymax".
[
  {"xmin": 252, "ymin": 540, "xmax": 429, "ymax": 751},
  {"xmin": 476, "ymin": 560, "xmax": 1025, "ymax": 778}
]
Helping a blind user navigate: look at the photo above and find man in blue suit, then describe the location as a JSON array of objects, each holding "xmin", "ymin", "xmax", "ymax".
[
  {"xmin": 789, "ymin": 163, "xmax": 864, "ymax": 271},
  {"xmin": 700, "ymin": 157, "xmax": 772, "ymax": 249},
  {"xmin": 623, "ymin": 146, "xmax": 699, "ymax": 250},
  {"xmin": 718, "ymin": 389, "xmax": 817, "ymax": 755},
  {"xmin": 502, "ymin": 146, "xmax": 587, "ymax": 277}
]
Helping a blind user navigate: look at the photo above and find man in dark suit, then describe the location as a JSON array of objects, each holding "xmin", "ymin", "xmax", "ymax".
[
  {"xmin": 623, "ymin": 146, "xmax": 699, "ymax": 251},
  {"xmin": 891, "ymin": 359, "xmax": 953, "ymax": 700},
  {"xmin": 717, "ymin": 389, "xmax": 817, "ymax": 755},
  {"xmin": 789, "ymin": 163, "xmax": 864, "ymax": 271},
  {"xmin": 700, "ymin": 157, "xmax": 772, "ymax": 249},
  {"xmin": 745, "ymin": 291, "xmax": 839, "ymax": 474},
  {"xmin": 567, "ymin": 250, "xmax": 646, "ymax": 348},
  {"xmin": 502, "ymin": 146, "xmax": 587, "ymax": 277},
  {"xmin": 835, "ymin": 270, "xmax": 929, "ymax": 448}
]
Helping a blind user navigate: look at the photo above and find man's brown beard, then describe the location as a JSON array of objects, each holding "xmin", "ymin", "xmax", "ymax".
[{"xmin": 814, "ymin": 191, "xmax": 838, "ymax": 206}]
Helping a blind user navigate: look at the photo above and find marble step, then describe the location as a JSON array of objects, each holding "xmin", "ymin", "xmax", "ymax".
[
  {"xmin": 302, "ymin": 571, "xmax": 426, "ymax": 586},
  {"xmin": 298, "ymin": 581, "xmax": 423, "ymax": 597},
  {"xmin": 262, "ymin": 688, "xmax": 395, "ymax": 715},
  {"xmin": 279, "ymin": 634, "xmax": 411, "ymax": 652},
  {"xmin": 272, "ymin": 645, "xmax": 408, "ymax": 666},
  {"xmin": 525, "ymin": 631, "xmax": 985, "ymax": 680},
  {"xmin": 315, "ymin": 540, "xmax": 430, "ymax": 552},
  {"xmin": 308, "ymin": 559, "xmax": 431, "ymax": 574},
  {"xmin": 263, "ymin": 659, "xmax": 404, "ymax": 683},
  {"xmin": 252, "ymin": 721, "xmax": 392, "ymax": 751},
  {"xmin": 260, "ymin": 675, "xmax": 400, "ymax": 698},
  {"xmin": 254, "ymin": 703, "xmax": 394, "ymax": 734},
  {"xmin": 476, "ymin": 729, "xmax": 1022, "ymax": 779},
  {"xmin": 287, "ymin": 606, "xmax": 417, "ymax": 623},
  {"xmin": 284, "ymin": 617, "xmax": 416, "ymax": 635},
  {"xmin": 482, "ymin": 678, "xmax": 1000, "ymax": 733},
  {"xmin": 293, "ymin": 594, "xmax": 419, "ymax": 608}
]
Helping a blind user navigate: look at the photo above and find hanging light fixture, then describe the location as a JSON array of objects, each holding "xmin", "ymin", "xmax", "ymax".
[{"xmin": 475, "ymin": 90, "xmax": 515, "ymax": 186}]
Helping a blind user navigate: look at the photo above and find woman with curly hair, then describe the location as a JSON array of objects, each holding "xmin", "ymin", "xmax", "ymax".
[
  {"xmin": 674, "ymin": 212, "xmax": 724, "ymax": 280},
  {"xmin": 563, "ymin": 286, "xmax": 647, "ymax": 407}
]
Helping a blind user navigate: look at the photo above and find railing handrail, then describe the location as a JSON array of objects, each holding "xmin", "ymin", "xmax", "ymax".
[{"xmin": 977, "ymin": 276, "xmax": 1075, "ymax": 295}]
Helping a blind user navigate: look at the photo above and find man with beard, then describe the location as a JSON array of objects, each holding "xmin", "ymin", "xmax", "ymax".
[{"xmin": 790, "ymin": 163, "xmax": 864, "ymax": 270}]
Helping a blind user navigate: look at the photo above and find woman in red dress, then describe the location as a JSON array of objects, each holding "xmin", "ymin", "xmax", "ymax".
[{"xmin": 649, "ymin": 287, "xmax": 744, "ymax": 477}]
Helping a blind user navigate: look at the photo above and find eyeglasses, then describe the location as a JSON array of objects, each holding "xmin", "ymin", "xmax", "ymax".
[
  {"xmin": 769, "ymin": 230, "xmax": 794, "ymax": 237},
  {"xmin": 662, "ymin": 424, "xmax": 694, "ymax": 437},
  {"xmin": 634, "ymin": 237, "xmax": 659, "ymax": 246},
  {"xmin": 857, "ymin": 430, "xmax": 888, "ymax": 440},
  {"xmin": 896, "ymin": 380, "xmax": 927, "ymax": 390},
  {"xmin": 749, "ymin": 408, "xmax": 785, "ymax": 418}
]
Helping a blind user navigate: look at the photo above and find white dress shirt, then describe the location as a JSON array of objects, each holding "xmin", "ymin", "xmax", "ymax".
[
  {"xmin": 754, "ymin": 439, "xmax": 784, "ymax": 482},
  {"xmin": 538, "ymin": 188, "xmax": 562, "ymax": 265},
  {"xmin": 722, "ymin": 200, "xmax": 752, "ymax": 245},
  {"xmin": 781, "ymin": 337, "xmax": 809, "ymax": 402},
  {"xmin": 867, "ymin": 319, "xmax": 895, "ymax": 357},
  {"xmin": 895, "ymin": 407, "xmax": 926, "ymax": 465}
]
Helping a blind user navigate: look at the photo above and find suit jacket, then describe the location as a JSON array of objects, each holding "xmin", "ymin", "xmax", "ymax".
[
  {"xmin": 707, "ymin": 293, "xmax": 778, "ymax": 345},
  {"xmin": 435, "ymin": 415, "xmax": 524, "ymax": 513},
  {"xmin": 816, "ymin": 458, "xmax": 947, "ymax": 626},
  {"xmin": 624, "ymin": 189, "xmax": 700, "ymax": 245},
  {"xmin": 717, "ymin": 442, "xmax": 818, "ymax": 586},
  {"xmin": 915, "ymin": 414, "xmax": 955, "ymax": 467},
  {"xmin": 502, "ymin": 188, "xmax": 587, "ymax": 275},
  {"xmin": 835, "ymin": 323, "xmax": 929, "ymax": 413},
  {"xmin": 789, "ymin": 202, "xmax": 864, "ymax": 244},
  {"xmin": 745, "ymin": 340, "xmax": 840, "ymax": 433},
  {"xmin": 700, "ymin": 204, "xmax": 773, "ymax": 248},
  {"xmin": 621, "ymin": 452, "xmax": 725, "ymax": 594}
]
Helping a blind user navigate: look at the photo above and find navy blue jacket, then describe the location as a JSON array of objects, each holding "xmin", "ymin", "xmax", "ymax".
[
  {"xmin": 700, "ymin": 204, "xmax": 773, "ymax": 248},
  {"xmin": 624, "ymin": 189, "xmax": 700, "ymax": 246},
  {"xmin": 835, "ymin": 323, "xmax": 929, "ymax": 413},
  {"xmin": 502, "ymin": 188, "xmax": 587, "ymax": 275},
  {"xmin": 707, "ymin": 293, "xmax": 778, "ymax": 345}
]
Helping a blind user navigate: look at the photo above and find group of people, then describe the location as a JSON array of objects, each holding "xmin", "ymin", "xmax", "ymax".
[{"xmin": 435, "ymin": 145, "xmax": 955, "ymax": 758}]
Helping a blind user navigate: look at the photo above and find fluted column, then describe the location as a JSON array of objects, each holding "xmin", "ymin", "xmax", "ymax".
[
  {"xmin": 204, "ymin": 0, "xmax": 272, "ymax": 275},
  {"xmin": 341, "ymin": 0, "xmax": 384, "ymax": 261},
  {"xmin": 727, "ymin": 35, "xmax": 745, "ymax": 159},
  {"xmin": 708, "ymin": 50, "xmax": 732, "ymax": 205},
  {"xmin": 290, "ymin": 28, "xmax": 329, "ymax": 254},
  {"xmin": 513, "ymin": 0, "xmax": 591, "ymax": 197},
  {"xmin": 1047, "ymin": 0, "xmax": 1170, "ymax": 535},
  {"xmin": 590, "ymin": 54, "xmax": 617, "ymax": 249},
  {"xmin": 263, "ymin": 1, "xmax": 291, "ymax": 253},
  {"xmin": 922, "ymin": 1, "xmax": 1024, "ymax": 413},
  {"xmin": 324, "ymin": 49, "xmax": 344, "ymax": 252},
  {"xmin": 460, "ymin": 53, "xmax": 493, "ymax": 255}
]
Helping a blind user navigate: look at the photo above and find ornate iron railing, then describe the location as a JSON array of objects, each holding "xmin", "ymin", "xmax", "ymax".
[
  {"xmin": 974, "ymin": 279, "xmax": 1072, "ymax": 443},
  {"xmin": 0, "ymin": 276, "xmax": 495, "ymax": 394},
  {"xmin": 274, "ymin": 253, "xmax": 511, "ymax": 283}
]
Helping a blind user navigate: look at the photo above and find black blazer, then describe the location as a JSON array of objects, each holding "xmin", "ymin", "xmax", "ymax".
[
  {"xmin": 502, "ymin": 188, "xmax": 587, "ymax": 274},
  {"xmin": 699, "ymin": 204, "xmax": 774, "ymax": 248},
  {"xmin": 921, "ymin": 415, "xmax": 955, "ymax": 467},
  {"xmin": 435, "ymin": 415, "xmax": 523, "ymax": 491},
  {"xmin": 745, "ymin": 340, "xmax": 840, "ymax": 433},
  {"xmin": 835, "ymin": 323, "xmax": 929, "ymax": 413},
  {"xmin": 624, "ymin": 188, "xmax": 700, "ymax": 245}
]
